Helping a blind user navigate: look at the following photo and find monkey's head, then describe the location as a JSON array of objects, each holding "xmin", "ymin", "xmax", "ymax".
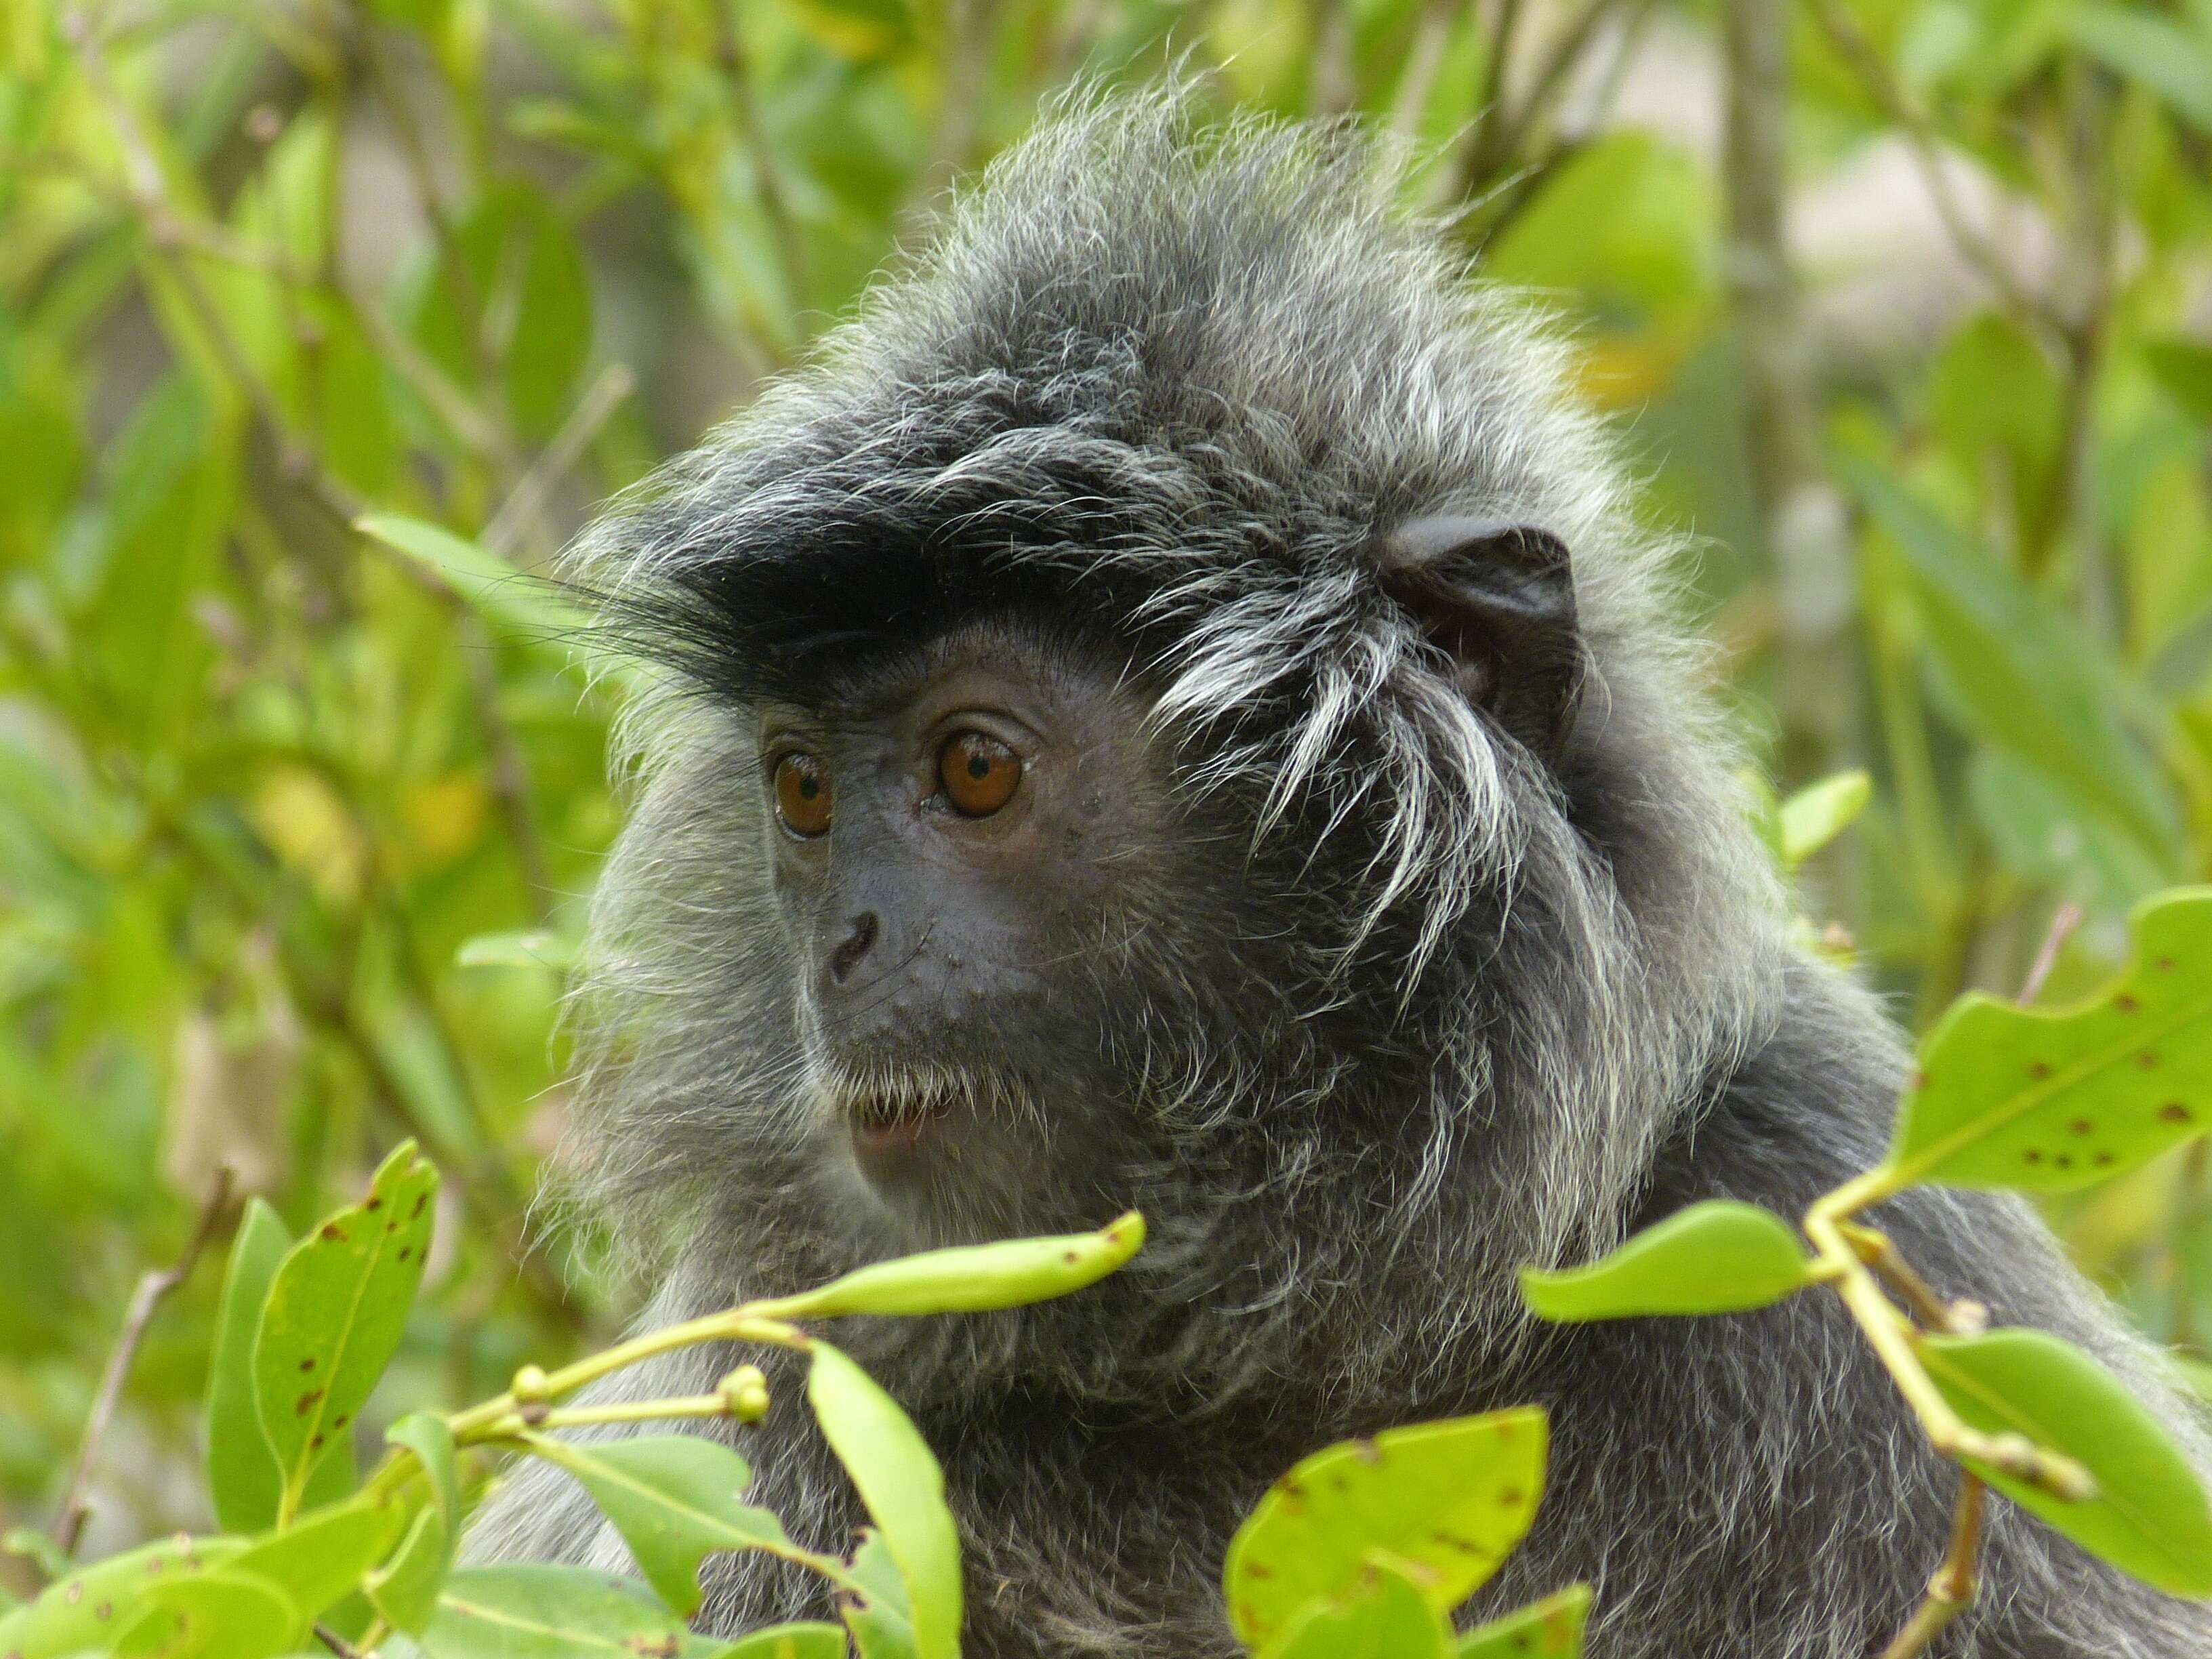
[{"xmin": 564, "ymin": 94, "xmax": 1789, "ymax": 1407}]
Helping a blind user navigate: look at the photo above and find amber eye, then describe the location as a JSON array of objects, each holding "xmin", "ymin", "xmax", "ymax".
[
  {"xmin": 939, "ymin": 731, "xmax": 1021, "ymax": 817},
  {"xmin": 772, "ymin": 752, "xmax": 833, "ymax": 838}
]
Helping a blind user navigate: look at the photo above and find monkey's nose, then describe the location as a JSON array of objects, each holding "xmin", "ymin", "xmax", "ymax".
[{"xmin": 827, "ymin": 912, "xmax": 880, "ymax": 984}]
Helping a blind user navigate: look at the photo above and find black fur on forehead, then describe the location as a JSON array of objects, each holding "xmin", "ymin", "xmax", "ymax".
[{"xmin": 560, "ymin": 88, "xmax": 1790, "ymax": 1394}]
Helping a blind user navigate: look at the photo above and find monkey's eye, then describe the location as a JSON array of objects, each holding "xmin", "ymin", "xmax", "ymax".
[
  {"xmin": 939, "ymin": 731, "xmax": 1021, "ymax": 817},
  {"xmin": 773, "ymin": 752, "xmax": 834, "ymax": 838}
]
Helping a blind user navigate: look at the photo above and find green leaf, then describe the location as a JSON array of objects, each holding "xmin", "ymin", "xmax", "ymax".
[
  {"xmin": 253, "ymin": 1142, "xmax": 438, "ymax": 1521},
  {"xmin": 209, "ymin": 1200, "xmax": 349, "ymax": 1533},
  {"xmin": 1778, "ymin": 771, "xmax": 1870, "ymax": 868},
  {"xmin": 1839, "ymin": 455, "xmax": 2179, "ymax": 863},
  {"xmin": 2145, "ymin": 337, "xmax": 2212, "ymax": 425},
  {"xmin": 713, "ymin": 1623, "xmax": 848, "ymax": 1659},
  {"xmin": 517, "ymin": 1433, "xmax": 792, "ymax": 1618},
  {"xmin": 403, "ymin": 1564, "xmax": 728, "ymax": 1658},
  {"xmin": 0, "ymin": 1536, "xmax": 248, "ymax": 1658},
  {"xmin": 1877, "ymin": 888, "xmax": 2212, "ymax": 1194},
  {"xmin": 1454, "ymin": 1586, "xmax": 1591, "ymax": 1658},
  {"xmin": 2070, "ymin": 6, "xmax": 2212, "ymax": 134},
  {"xmin": 762, "ymin": 1212, "xmax": 1145, "ymax": 1320},
  {"xmin": 229, "ymin": 1493, "xmax": 411, "ymax": 1626},
  {"xmin": 1256, "ymin": 1561, "xmax": 1451, "ymax": 1659},
  {"xmin": 1921, "ymin": 1329, "xmax": 2212, "ymax": 1595},
  {"xmin": 1223, "ymin": 1408, "xmax": 1548, "ymax": 1650},
  {"xmin": 841, "ymin": 1530, "xmax": 918, "ymax": 1659},
  {"xmin": 807, "ymin": 1343, "xmax": 961, "ymax": 1659},
  {"xmin": 366, "ymin": 1414, "xmax": 461, "ymax": 1633},
  {"xmin": 455, "ymin": 928, "xmax": 579, "ymax": 971},
  {"xmin": 354, "ymin": 514, "xmax": 593, "ymax": 648},
  {"xmin": 1518, "ymin": 1202, "xmax": 1812, "ymax": 1322},
  {"xmin": 112, "ymin": 1569, "xmax": 301, "ymax": 1659}
]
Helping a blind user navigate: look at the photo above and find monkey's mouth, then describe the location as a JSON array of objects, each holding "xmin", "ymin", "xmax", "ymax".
[{"xmin": 828, "ymin": 1069, "xmax": 983, "ymax": 1167}]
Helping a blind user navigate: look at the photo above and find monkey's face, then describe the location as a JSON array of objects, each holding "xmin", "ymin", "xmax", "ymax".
[{"xmin": 754, "ymin": 619, "xmax": 1189, "ymax": 1242}]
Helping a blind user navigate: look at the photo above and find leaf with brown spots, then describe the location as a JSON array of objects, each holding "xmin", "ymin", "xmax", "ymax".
[
  {"xmin": 110, "ymin": 1569, "xmax": 299, "ymax": 1659},
  {"xmin": 0, "ymin": 1535, "xmax": 249, "ymax": 1659},
  {"xmin": 1875, "ymin": 888, "xmax": 2212, "ymax": 1196},
  {"xmin": 251, "ymin": 1143, "xmax": 438, "ymax": 1522},
  {"xmin": 1454, "ymin": 1584, "xmax": 1591, "ymax": 1658},
  {"xmin": 1223, "ymin": 1408, "xmax": 1549, "ymax": 1650}
]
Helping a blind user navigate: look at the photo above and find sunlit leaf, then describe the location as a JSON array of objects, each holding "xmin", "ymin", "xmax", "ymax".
[
  {"xmin": 401, "ymin": 1564, "xmax": 727, "ymax": 1658},
  {"xmin": 366, "ymin": 1414, "xmax": 461, "ymax": 1633},
  {"xmin": 1778, "ymin": 771, "xmax": 1871, "ymax": 868},
  {"xmin": 354, "ymin": 513, "xmax": 592, "ymax": 649},
  {"xmin": 1519, "ymin": 1202, "xmax": 1811, "ymax": 1322},
  {"xmin": 455, "ymin": 928, "xmax": 580, "ymax": 971},
  {"xmin": 1256, "ymin": 1561, "xmax": 1451, "ymax": 1659},
  {"xmin": 253, "ymin": 1143, "xmax": 438, "ymax": 1520},
  {"xmin": 112, "ymin": 1568, "xmax": 300, "ymax": 1659},
  {"xmin": 1224, "ymin": 1409, "xmax": 1547, "ymax": 1650},
  {"xmin": 762, "ymin": 1212, "xmax": 1144, "ymax": 1320},
  {"xmin": 713, "ymin": 1623, "xmax": 848, "ymax": 1659},
  {"xmin": 0, "ymin": 1536, "xmax": 248, "ymax": 1658},
  {"xmin": 1877, "ymin": 888, "xmax": 2212, "ymax": 1193},
  {"xmin": 807, "ymin": 1343, "xmax": 961, "ymax": 1659},
  {"xmin": 228, "ymin": 1493, "xmax": 411, "ymax": 1626},
  {"xmin": 210, "ymin": 1200, "xmax": 339, "ymax": 1533},
  {"xmin": 518, "ymin": 1433, "xmax": 792, "ymax": 1618},
  {"xmin": 1454, "ymin": 1584, "xmax": 1590, "ymax": 1658},
  {"xmin": 1922, "ymin": 1328, "xmax": 2212, "ymax": 1595}
]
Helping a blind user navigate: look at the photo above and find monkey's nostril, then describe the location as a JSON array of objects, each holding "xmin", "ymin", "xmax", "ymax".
[{"xmin": 828, "ymin": 912, "xmax": 879, "ymax": 984}]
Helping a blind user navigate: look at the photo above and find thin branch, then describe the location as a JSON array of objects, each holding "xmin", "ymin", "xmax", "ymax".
[
  {"xmin": 2018, "ymin": 902, "xmax": 2085, "ymax": 1004},
  {"xmin": 481, "ymin": 361, "xmax": 636, "ymax": 558},
  {"xmin": 1877, "ymin": 1474, "xmax": 1987, "ymax": 1659},
  {"xmin": 1805, "ymin": 0, "xmax": 2051, "ymax": 326},
  {"xmin": 315, "ymin": 1621, "xmax": 366, "ymax": 1658},
  {"xmin": 56, "ymin": 1168, "xmax": 237, "ymax": 1556}
]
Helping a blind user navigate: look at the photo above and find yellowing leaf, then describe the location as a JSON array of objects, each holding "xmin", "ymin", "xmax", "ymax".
[
  {"xmin": 1224, "ymin": 1410, "xmax": 1547, "ymax": 1650},
  {"xmin": 1455, "ymin": 1584, "xmax": 1591, "ymax": 1658}
]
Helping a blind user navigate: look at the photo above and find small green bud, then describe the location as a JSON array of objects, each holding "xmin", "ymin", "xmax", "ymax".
[
  {"xmin": 719, "ymin": 1364, "xmax": 771, "ymax": 1422},
  {"xmin": 512, "ymin": 1364, "xmax": 553, "ymax": 1404}
]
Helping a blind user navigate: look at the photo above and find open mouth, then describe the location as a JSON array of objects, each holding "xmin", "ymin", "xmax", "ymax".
[{"xmin": 827, "ymin": 1069, "xmax": 985, "ymax": 1168}]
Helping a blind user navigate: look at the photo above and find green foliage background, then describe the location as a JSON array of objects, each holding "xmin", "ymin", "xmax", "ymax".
[{"xmin": 4, "ymin": 0, "xmax": 2212, "ymax": 1575}]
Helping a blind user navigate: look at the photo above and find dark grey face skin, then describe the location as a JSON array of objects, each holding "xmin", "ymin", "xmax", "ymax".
[
  {"xmin": 470, "ymin": 100, "xmax": 2212, "ymax": 1659},
  {"xmin": 757, "ymin": 626, "xmax": 1170, "ymax": 1240}
]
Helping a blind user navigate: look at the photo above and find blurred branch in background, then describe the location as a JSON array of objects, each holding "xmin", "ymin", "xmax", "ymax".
[{"xmin": 2, "ymin": 0, "xmax": 2211, "ymax": 1565}]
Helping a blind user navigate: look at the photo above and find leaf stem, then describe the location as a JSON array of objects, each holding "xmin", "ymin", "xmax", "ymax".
[
  {"xmin": 1804, "ymin": 1181, "xmax": 2093, "ymax": 1500},
  {"xmin": 1877, "ymin": 1474, "xmax": 1986, "ymax": 1659}
]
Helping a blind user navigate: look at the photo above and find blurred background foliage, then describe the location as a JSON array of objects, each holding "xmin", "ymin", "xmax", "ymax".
[{"xmin": 3, "ymin": 0, "xmax": 2212, "ymax": 1579}]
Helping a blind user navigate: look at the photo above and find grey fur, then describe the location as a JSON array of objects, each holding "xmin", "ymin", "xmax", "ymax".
[{"xmin": 471, "ymin": 91, "xmax": 2212, "ymax": 1656}]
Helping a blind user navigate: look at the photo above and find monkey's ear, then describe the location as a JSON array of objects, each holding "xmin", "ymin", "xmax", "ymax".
[{"xmin": 1375, "ymin": 516, "xmax": 1583, "ymax": 754}]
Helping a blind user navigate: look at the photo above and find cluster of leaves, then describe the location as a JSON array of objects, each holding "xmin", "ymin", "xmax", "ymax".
[
  {"xmin": 0, "ymin": 1151, "xmax": 1589, "ymax": 1658},
  {"xmin": 0, "ymin": 1148, "xmax": 1155, "ymax": 1657},
  {"xmin": 6, "ymin": 0, "xmax": 2212, "ymax": 1600},
  {"xmin": 1522, "ymin": 886, "xmax": 2212, "ymax": 1633}
]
